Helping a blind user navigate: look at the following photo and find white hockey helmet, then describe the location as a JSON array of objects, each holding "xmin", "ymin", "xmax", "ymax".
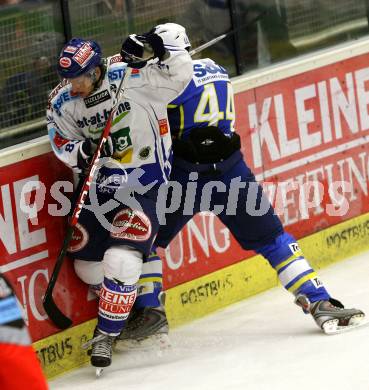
[{"xmin": 154, "ymin": 23, "xmax": 191, "ymax": 51}]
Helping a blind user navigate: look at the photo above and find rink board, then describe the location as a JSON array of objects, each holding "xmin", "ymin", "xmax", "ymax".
[
  {"xmin": 1, "ymin": 35, "xmax": 369, "ymax": 380},
  {"xmin": 33, "ymin": 210, "xmax": 369, "ymax": 379}
]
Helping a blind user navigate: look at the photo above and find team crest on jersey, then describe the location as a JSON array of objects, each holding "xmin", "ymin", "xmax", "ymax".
[
  {"xmin": 138, "ymin": 146, "xmax": 151, "ymax": 160},
  {"xmin": 73, "ymin": 43, "xmax": 94, "ymax": 67},
  {"xmin": 68, "ymin": 223, "xmax": 89, "ymax": 252},
  {"xmin": 111, "ymin": 209, "xmax": 152, "ymax": 241},
  {"xmin": 158, "ymin": 119, "xmax": 168, "ymax": 136},
  {"xmin": 84, "ymin": 89, "xmax": 111, "ymax": 108},
  {"xmin": 112, "ymin": 127, "xmax": 133, "ymax": 163}
]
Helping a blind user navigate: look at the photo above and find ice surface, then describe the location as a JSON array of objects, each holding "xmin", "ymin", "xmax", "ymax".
[{"xmin": 50, "ymin": 251, "xmax": 369, "ymax": 390}]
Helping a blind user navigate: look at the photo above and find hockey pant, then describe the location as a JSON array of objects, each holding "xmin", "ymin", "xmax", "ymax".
[{"xmin": 139, "ymin": 152, "xmax": 331, "ymax": 307}]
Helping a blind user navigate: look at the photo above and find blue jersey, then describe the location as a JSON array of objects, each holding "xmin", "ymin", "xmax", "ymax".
[{"xmin": 168, "ymin": 58, "xmax": 235, "ymax": 140}]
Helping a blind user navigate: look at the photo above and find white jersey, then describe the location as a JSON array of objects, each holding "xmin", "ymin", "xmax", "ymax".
[{"xmin": 47, "ymin": 50, "xmax": 193, "ymax": 191}]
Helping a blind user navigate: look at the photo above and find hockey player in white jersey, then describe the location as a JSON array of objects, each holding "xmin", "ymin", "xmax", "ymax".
[{"xmin": 47, "ymin": 26, "xmax": 192, "ymax": 374}]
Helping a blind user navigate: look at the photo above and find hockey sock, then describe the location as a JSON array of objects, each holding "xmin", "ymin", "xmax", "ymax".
[
  {"xmin": 255, "ymin": 232, "xmax": 330, "ymax": 302},
  {"xmin": 135, "ymin": 249, "xmax": 163, "ymax": 309},
  {"xmin": 97, "ymin": 277, "xmax": 137, "ymax": 336}
]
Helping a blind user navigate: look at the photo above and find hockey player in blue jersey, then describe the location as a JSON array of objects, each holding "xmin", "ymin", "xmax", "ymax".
[{"xmin": 117, "ymin": 23, "xmax": 365, "ymax": 346}]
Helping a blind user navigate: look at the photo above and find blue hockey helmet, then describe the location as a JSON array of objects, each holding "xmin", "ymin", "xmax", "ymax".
[{"xmin": 57, "ymin": 38, "xmax": 102, "ymax": 79}]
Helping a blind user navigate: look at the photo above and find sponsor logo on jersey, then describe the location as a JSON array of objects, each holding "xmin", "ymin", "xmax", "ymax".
[
  {"xmin": 52, "ymin": 90, "xmax": 78, "ymax": 115},
  {"xmin": 84, "ymin": 89, "xmax": 111, "ymax": 108},
  {"xmin": 159, "ymin": 119, "xmax": 168, "ymax": 136},
  {"xmin": 138, "ymin": 146, "xmax": 151, "ymax": 160},
  {"xmin": 73, "ymin": 43, "xmax": 94, "ymax": 67},
  {"xmin": 131, "ymin": 68, "xmax": 140, "ymax": 78},
  {"xmin": 311, "ymin": 277, "xmax": 324, "ymax": 289},
  {"xmin": 52, "ymin": 131, "xmax": 69, "ymax": 149},
  {"xmin": 109, "ymin": 54, "xmax": 123, "ymax": 65},
  {"xmin": 111, "ymin": 209, "xmax": 152, "ymax": 241},
  {"xmin": 99, "ymin": 284, "xmax": 136, "ymax": 320},
  {"xmin": 77, "ymin": 108, "xmax": 110, "ymax": 130},
  {"xmin": 108, "ymin": 68, "xmax": 125, "ymax": 81},
  {"xmin": 193, "ymin": 62, "xmax": 229, "ymax": 86},
  {"xmin": 68, "ymin": 223, "xmax": 89, "ymax": 252},
  {"xmin": 289, "ymin": 242, "xmax": 301, "ymax": 254},
  {"xmin": 59, "ymin": 57, "xmax": 72, "ymax": 68},
  {"xmin": 77, "ymin": 101, "xmax": 130, "ymax": 131}
]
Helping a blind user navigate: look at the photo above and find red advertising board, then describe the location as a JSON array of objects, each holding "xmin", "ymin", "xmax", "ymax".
[
  {"xmin": 1, "ymin": 51, "xmax": 369, "ymax": 341},
  {"xmin": 0, "ymin": 153, "xmax": 97, "ymax": 341},
  {"xmin": 163, "ymin": 53, "xmax": 369, "ymax": 287}
]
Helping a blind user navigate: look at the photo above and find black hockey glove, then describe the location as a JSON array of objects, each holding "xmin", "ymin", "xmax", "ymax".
[
  {"xmin": 120, "ymin": 31, "xmax": 166, "ymax": 68},
  {"xmin": 77, "ymin": 136, "xmax": 116, "ymax": 171},
  {"xmin": 120, "ymin": 34, "xmax": 145, "ymax": 66},
  {"xmin": 141, "ymin": 31, "xmax": 166, "ymax": 61}
]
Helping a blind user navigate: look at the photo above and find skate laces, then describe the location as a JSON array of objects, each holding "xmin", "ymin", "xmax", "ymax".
[
  {"xmin": 92, "ymin": 335, "xmax": 114, "ymax": 358},
  {"xmin": 82, "ymin": 331, "xmax": 113, "ymax": 351}
]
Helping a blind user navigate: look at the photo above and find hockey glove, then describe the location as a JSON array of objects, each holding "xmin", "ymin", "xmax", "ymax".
[
  {"xmin": 121, "ymin": 31, "xmax": 166, "ymax": 68},
  {"xmin": 141, "ymin": 31, "xmax": 166, "ymax": 61},
  {"xmin": 77, "ymin": 136, "xmax": 116, "ymax": 171},
  {"xmin": 120, "ymin": 34, "xmax": 145, "ymax": 67}
]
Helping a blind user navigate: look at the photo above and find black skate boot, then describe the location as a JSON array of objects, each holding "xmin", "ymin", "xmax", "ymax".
[
  {"xmin": 115, "ymin": 306, "xmax": 170, "ymax": 351},
  {"xmin": 295, "ymin": 294, "xmax": 365, "ymax": 334},
  {"xmin": 83, "ymin": 327, "xmax": 115, "ymax": 376}
]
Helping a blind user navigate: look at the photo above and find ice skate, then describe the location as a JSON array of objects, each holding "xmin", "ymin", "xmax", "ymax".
[
  {"xmin": 115, "ymin": 307, "xmax": 170, "ymax": 351},
  {"xmin": 82, "ymin": 327, "xmax": 115, "ymax": 376},
  {"xmin": 295, "ymin": 294, "xmax": 366, "ymax": 334}
]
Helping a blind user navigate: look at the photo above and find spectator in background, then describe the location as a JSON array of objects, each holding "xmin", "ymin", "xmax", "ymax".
[
  {"xmin": 179, "ymin": 0, "xmax": 296, "ymax": 72},
  {"xmin": 0, "ymin": 55, "xmax": 57, "ymax": 127},
  {"xmin": 0, "ymin": 31, "xmax": 61, "ymax": 128},
  {"xmin": 0, "ymin": 273, "xmax": 48, "ymax": 390},
  {"xmin": 0, "ymin": 0, "xmax": 22, "ymax": 4}
]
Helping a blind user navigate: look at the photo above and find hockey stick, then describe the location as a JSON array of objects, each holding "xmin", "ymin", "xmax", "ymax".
[
  {"xmin": 125, "ymin": 11, "xmax": 267, "ymax": 63},
  {"xmin": 43, "ymin": 14, "xmax": 266, "ymax": 329},
  {"xmin": 43, "ymin": 68, "xmax": 131, "ymax": 329},
  {"xmin": 188, "ymin": 10, "xmax": 267, "ymax": 56}
]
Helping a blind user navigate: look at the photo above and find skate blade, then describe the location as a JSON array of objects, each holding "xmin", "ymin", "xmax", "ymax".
[
  {"xmin": 96, "ymin": 368, "xmax": 104, "ymax": 377},
  {"xmin": 115, "ymin": 333, "xmax": 171, "ymax": 352},
  {"xmin": 323, "ymin": 314, "xmax": 368, "ymax": 335}
]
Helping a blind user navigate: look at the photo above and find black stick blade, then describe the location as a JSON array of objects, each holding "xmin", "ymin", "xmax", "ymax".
[{"xmin": 43, "ymin": 294, "xmax": 72, "ymax": 330}]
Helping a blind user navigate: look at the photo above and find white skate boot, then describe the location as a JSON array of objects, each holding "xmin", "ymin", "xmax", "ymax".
[{"xmin": 295, "ymin": 294, "xmax": 366, "ymax": 334}]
